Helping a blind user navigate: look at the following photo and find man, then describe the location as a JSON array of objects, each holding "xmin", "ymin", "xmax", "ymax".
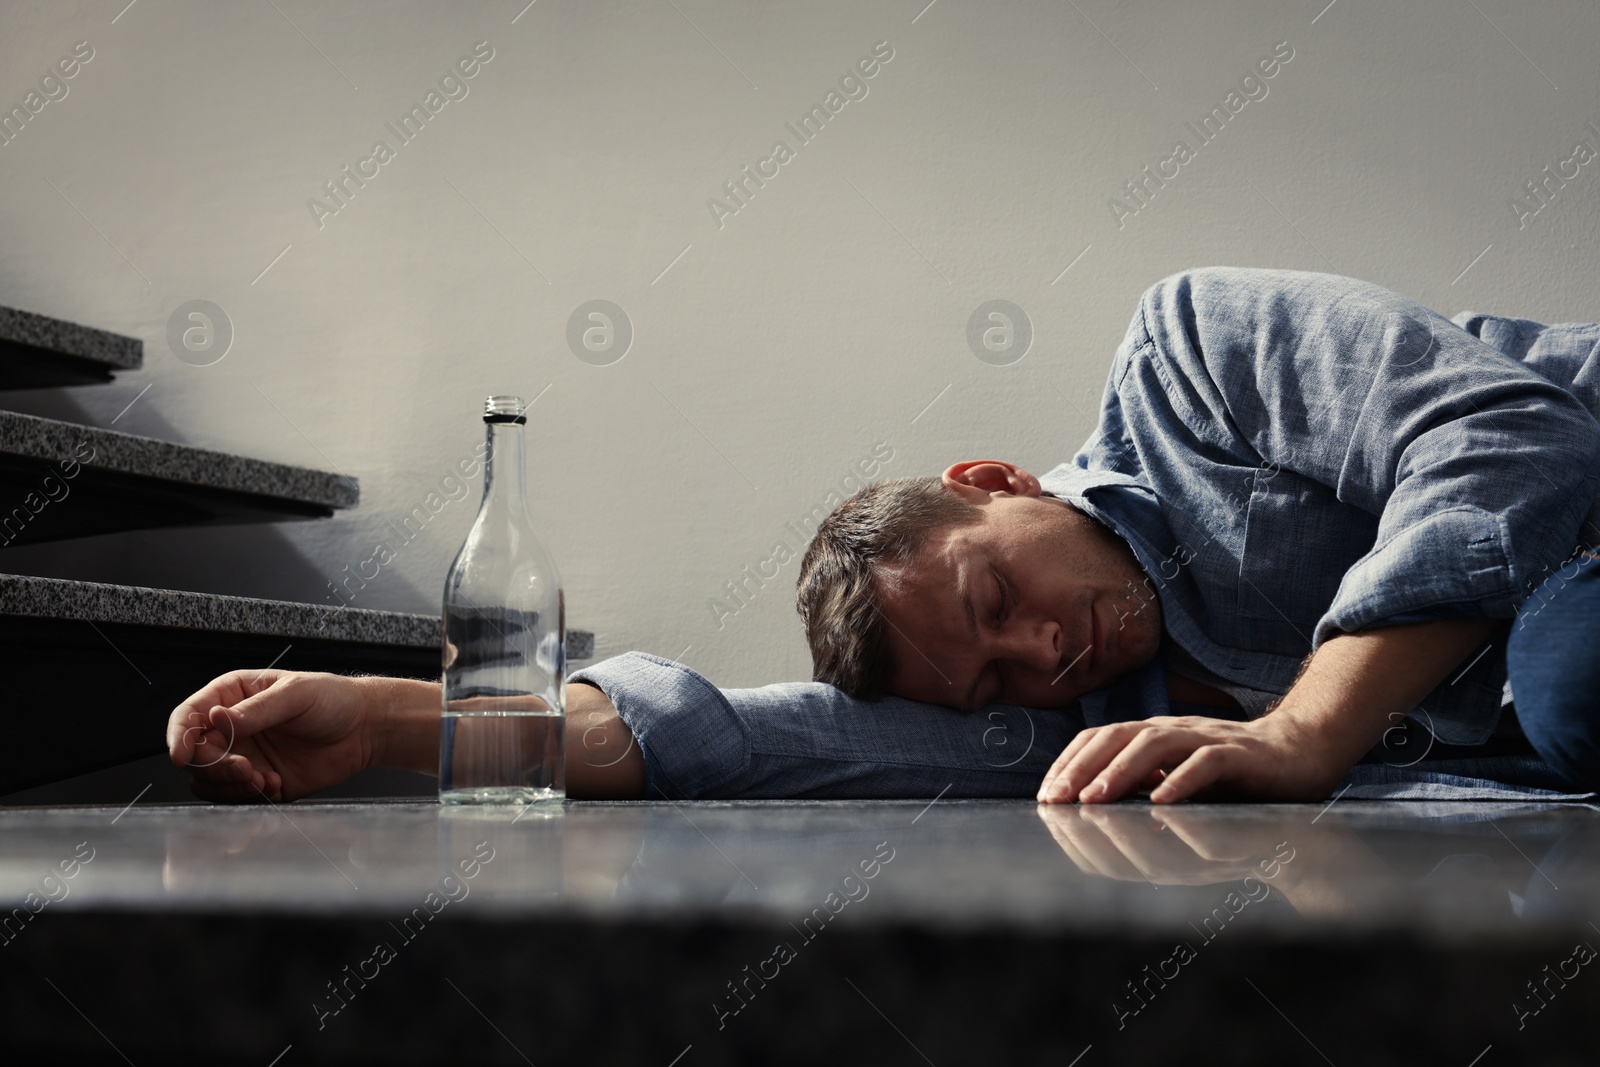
[{"xmin": 167, "ymin": 267, "xmax": 1600, "ymax": 805}]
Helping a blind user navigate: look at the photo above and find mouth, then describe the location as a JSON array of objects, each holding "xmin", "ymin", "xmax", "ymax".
[
  {"xmin": 1089, "ymin": 599, "xmax": 1111, "ymax": 675},
  {"xmin": 1051, "ymin": 623, "xmax": 1091, "ymax": 684},
  {"xmin": 1051, "ymin": 605, "xmax": 1103, "ymax": 685}
]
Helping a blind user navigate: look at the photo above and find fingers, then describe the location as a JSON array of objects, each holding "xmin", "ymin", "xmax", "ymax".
[
  {"xmin": 169, "ymin": 708, "xmax": 201, "ymax": 767},
  {"xmin": 1036, "ymin": 723, "xmax": 1248, "ymax": 806},
  {"xmin": 183, "ymin": 753, "xmax": 268, "ymax": 803},
  {"xmin": 167, "ymin": 669, "xmax": 291, "ymax": 764},
  {"xmin": 1037, "ymin": 750, "xmax": 1072, "ymax": 804},
  {"xmin": 1137, "ymin": 769, "xmax": 1167, "ymax": 793},
  {"xmin": 211, "ymin": 673, "xmax": 308, "ymax": 740},
  {"xmin": 1036, "ymin": 806, "xmax": 1151, "ymax": 882},
  {"xmin": 1037, "ymin": 807, "xmax": 1098, "ymax": 873},
  {"xmin": 1037, "ymin": 726, "xmax": 1100, "ymax": 800},
  {"xmin": 169, "ymin": 681, "xmax": 239, "ymax": 764},
  {"xmin": 1081, "ymin": 727, "xmax": 1210, "ymax": 803},
  {"xmin": 1037, "ymin": 719, "xmax": 1257, "ymax": 805},
  {"xmin": 168, "ymin": 705, "xmax": 218, "ymax": 768},
  {"xmin": 1149, "ymin": 807, "xmax": 1252, "ymax": 860},
  {"xmin": 175, "ymin": 705, "xmax": 240, "ymax": 770},
  {"xmin": 1079, "ymin": 805, "xmax": 1257, "ymax": 884},
  {"xmin": 168, "ymin": 669, "xmax": 306, "ymax": 805},
  {"xmin": 1078, "ymin": 804, "xmax": 1200, "ymax": 876},
  {"xmin": 1038, "ymin": 722, "xmax": 1149, "ymax": 803},
  {"xmin": 189, "ymin": 776, "xmax": 277, "ymax": 804},
  {"xmin": 185, "ymin": 752, "xmax": 286, "ymax": 805},
  {"xmin": 1150, "ymin": 745, "xmax": 1235, "ymax": 803}
]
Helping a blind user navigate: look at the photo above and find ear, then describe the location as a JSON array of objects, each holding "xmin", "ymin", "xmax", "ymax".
[{"xmin": 941, "ymin": 460, "xmax": 1042, "ymax": 501}]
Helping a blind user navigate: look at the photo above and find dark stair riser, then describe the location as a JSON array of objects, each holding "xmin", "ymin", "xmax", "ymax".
[
  {"xmin": 0, "ymin": 614, "xmax": 440, "ymax": 794},
  {"xmin": 0, "ymin": 341, "xmax": 127, "ymax": 388}
]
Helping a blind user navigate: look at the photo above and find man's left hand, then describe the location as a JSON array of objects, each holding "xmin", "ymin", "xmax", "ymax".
[
  {"xmin": 1035, "ymin": 714, "xmax": 1346, "ymax": 804},
  {"xmin": 1038, "ymin": 618, "xmax": 1504, "ymax": 805}
]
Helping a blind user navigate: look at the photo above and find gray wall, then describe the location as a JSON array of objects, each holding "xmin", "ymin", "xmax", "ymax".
[{"xmin": 1, "ymin": 0, "xmax": 1596, "ymax": 689}]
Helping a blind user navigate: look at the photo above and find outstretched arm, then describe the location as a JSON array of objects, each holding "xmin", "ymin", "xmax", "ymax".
[
  {"xmin": 169, "ymin": 652, "xmax": 1078, "ymax": 803},
  {"xmin": 167, "ymin": 671, "xmax": 644, "ymax": 802},
  {"xmin": 1037, "ymin": 616, "xmax": 1499, "ymax": 803}
]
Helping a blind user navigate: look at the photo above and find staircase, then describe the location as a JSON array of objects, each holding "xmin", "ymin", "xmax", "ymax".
[{"xmin": 0, "ymin": 304, "xmax": 593, "ymax": 796}]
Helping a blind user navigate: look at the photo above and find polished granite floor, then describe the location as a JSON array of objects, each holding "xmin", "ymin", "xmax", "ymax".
[
  {"xmin": 3, "ymin": 797, "xmax": 1598, "ymax": 929},
  {"xmin": 3, "ymin": 797, "xmax": 1598, "ymax": 1064}
]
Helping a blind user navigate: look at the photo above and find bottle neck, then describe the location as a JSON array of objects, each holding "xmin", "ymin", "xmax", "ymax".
[{"xmin": 480, "ymin": 420, "xmax": 527, "ymax": 517}]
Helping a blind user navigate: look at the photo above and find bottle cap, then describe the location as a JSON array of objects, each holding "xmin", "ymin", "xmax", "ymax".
[{"xmin": 483, "ymin": 395, "xmax": 527, "ymax": 424}]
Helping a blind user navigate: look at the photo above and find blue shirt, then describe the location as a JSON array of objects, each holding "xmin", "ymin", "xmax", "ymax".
[
  {"xmin": 1046, "ymin": 266, "xmax": 1600, "ymax": 745},
  {"xmin": 575, "ymin": 267, "xmax": 1600, "ymax": 797}
]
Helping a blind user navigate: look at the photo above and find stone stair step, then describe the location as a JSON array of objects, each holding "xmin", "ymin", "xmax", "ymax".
[
  {"xmin": 0, "ymin": 409, "xmax": 358, "ymax": 546},
  {"xmin": 0, "ymin": 304, "xmax": 142, "ymax": 389}
]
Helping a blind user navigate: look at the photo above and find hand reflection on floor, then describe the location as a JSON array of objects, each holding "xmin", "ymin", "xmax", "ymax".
[{"xmin": 1038, "ymin": 803, "xmax": 1402, "ymax": 919}]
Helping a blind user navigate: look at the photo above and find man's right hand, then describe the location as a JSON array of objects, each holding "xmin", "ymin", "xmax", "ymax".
[
  {"xmin": 168, "ymin": 670, "xmax": 642, "ymax": 803},
  {"xmin": 166, "ymin": 670, "xmax": 388, "ymax": 803}
]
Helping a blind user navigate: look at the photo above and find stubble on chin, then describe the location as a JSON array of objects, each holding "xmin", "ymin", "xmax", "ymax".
[{"xmin": 1111, "ymin": 573, "xmax": 1163, "ymax": 663}]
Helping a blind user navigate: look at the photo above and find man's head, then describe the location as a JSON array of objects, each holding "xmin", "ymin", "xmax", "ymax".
[{"xmin": 796, "ymin": 460, "xmax": 1162, "ymax": 710}]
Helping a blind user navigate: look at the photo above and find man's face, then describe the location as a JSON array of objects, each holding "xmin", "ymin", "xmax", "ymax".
[{"xmin": 874, "ymin": 460, "xmax": 1163, "ymax": 711}]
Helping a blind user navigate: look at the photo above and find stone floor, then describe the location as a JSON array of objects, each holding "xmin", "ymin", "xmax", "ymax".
[{"xmin": 2, "ymin": 797, "xmax": 1597, "ymax": 1064}]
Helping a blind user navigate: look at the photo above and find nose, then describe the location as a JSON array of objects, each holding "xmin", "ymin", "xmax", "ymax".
[{"xmin": 999, "ymin": 616, "xmax": 1062, "ymax": 673}]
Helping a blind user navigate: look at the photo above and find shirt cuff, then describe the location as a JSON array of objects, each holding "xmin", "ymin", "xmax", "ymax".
[
  {"xmin": 1315, "ymin": 504, "xmax": 1517, "ymax": 644},
  {"xmin": 570, "ymin": 652, "xmax": 748, "ymax": 799}
]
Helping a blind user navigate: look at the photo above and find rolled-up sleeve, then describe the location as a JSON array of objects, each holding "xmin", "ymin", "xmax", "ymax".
[
  {"xmin": 570, "ymin": 652, "xmax": 1081, "ymax": 799},
  {"xmin": 1138, "ymin": 267, "xmax": 1600, "ymax": 645}
]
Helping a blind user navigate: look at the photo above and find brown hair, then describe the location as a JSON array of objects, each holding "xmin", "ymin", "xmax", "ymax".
[{"xmin": 795, "ymin": 476, "xmax": 982, "ymax": 697}]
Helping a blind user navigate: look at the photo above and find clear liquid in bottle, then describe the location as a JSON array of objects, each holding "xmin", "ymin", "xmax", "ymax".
[{"xmin": 439, "ymin": 395, "xmax": 565, "ymax": 806}]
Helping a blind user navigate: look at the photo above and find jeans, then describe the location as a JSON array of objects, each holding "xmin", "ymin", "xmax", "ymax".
[{"xmin": 1507, "ymin": 553, "xmax": 1600, "ymax": 790}]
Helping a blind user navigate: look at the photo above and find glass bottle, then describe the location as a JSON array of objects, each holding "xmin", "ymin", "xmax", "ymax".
[{"xmin": 439, "ymin": 395, "xmax": 565, "ymax": 806}]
